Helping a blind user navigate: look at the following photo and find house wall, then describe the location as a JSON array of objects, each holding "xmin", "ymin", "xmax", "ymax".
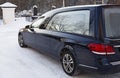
[{"xmin": 2, "ymin": 8, "xmax": 16, "ymax": 24}]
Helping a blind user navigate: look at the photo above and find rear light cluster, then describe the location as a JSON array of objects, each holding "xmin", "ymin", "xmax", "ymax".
[{"xmin": 88, "ymin": 43, "xmax": 115, "ymax": 55}]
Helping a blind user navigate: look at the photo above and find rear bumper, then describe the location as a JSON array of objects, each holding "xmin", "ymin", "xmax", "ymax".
[
  {"xmin": 102, "ymin": 65, "xmax": 120, "ymax": 74},
  {"xmin": 101, "ymin": 61, "xmax": 120, "ymax": 74},
  {"xmin": 78, "ymin": 62, "xmax": 120, "ymax": 74}
]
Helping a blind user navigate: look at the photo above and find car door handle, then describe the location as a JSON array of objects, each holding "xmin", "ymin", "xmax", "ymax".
[
  {"xmin": 60, "ymin": 38, "xmax": 76, "ymax": 43},
  {"xmin": 60, "ymin": 38, "xmax": 65, "ymax": 42}
]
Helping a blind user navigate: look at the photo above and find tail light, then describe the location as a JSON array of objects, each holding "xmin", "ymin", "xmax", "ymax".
[{"xmin": 88, "ymin": 43, "xmax": 115, "ymax": 55}]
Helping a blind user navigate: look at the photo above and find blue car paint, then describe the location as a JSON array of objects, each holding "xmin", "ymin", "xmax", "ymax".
[{"xmin": 19, "ymin": 5, "xmax": 120, "ymax": 74}]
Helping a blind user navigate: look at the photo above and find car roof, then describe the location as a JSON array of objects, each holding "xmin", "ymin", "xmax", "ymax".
[{"xmin": 42, "ymin": 4, "xmax": 120, "ymax": 18}]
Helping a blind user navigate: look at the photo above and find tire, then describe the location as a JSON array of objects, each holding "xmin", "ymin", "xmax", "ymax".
[
  {"xmin": 18, "ymin": 34, "xmax": 27, "ymax": 48},
  {"xmin": 61, "ymin": 50, "xmax": 80, "ymax": 76}
]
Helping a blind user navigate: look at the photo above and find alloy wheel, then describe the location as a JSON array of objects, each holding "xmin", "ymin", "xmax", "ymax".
[{"xmin": 62, "ymin": 53, "xmax": 74, "ymax": 74}]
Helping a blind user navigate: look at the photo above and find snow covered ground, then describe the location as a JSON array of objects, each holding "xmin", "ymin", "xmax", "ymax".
[{"xmin": 0, "ymin": 18, "xmax": 120, "ymax": 78}]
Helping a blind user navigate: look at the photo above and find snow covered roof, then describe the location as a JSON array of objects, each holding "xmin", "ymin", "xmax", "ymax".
[{"xmin": 0, "ymin": 2, "xmax": 17, "ymax": 8}]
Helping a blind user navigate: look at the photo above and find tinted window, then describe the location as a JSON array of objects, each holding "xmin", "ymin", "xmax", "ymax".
[
  {"xmin": 104, "ymin": 7, "xmax": 120, "ymax": 38},
  {"xmin": 47, "ymin": 10, "xmax": 90, "ymax": 35}
]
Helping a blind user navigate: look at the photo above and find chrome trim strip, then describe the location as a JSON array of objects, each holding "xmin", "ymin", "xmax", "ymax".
[
  {"xmin": 114, "ymin": 45, "xmax": 120, "ymax": 47},
  {"xmin": 110, "ymin": 61, "xmax": 120, "ymax": 65},
  {"xmin": 105, "ymin": 38, "xmax": 120, "ymax": 41},
  {"xmin": 92, "ymin": 51, "xmax": 115, "ymax": 55},
  {"xmin": 79, "ymin": 64, "xmax": 98, "ymax": 69}
]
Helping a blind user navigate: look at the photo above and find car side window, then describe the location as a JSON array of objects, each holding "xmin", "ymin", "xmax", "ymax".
[
  {"xmin": 46, "ymin": 10, "xmax": 90, "ymax": 36},
  {"xmin": 31, "ymin": 17, "xmax": 44, "ymax": 28},
  {"xmin": 46, "ymin": 14, "xmax": 64, "ymax": 31}
]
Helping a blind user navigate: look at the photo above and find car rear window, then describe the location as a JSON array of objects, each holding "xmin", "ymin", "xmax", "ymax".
[{"xmin": 104, "ymin": 7, "xmax": 120, "ymax": 38}]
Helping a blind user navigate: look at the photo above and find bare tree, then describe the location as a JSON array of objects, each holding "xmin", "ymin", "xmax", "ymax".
[{"xmin": 0, "ymin": 0, "xmax": 119, "ymax": 18}]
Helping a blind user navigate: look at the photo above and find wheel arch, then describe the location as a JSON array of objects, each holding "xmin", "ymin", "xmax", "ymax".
[
  {"xmin": 59, "ymin": 44, "xmax": 81, "ymax": 76},
  {"xmin": 59, "ymin": 44, "xmax": 77, "ymax": 61}
]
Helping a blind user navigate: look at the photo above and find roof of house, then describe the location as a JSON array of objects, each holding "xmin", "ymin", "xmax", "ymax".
[{"xmin": 0, "ymin": 2, "xmax": 17, "ymax": 8}]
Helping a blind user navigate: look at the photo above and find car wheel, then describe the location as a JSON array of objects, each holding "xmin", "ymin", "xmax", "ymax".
[
  {"xmin": 18, "ymin": 34, "xmax": 27, "ymax": 48},
  {"xmin": 61, "ymin": 50, "xmax": 80, "ymax": 76}
]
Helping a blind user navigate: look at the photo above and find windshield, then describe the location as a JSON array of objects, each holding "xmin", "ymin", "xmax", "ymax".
[
  {"xmin": 31, "ymin": 16, "xmax": 45, "ymax": 28},
  {"xmin": 104, "ymin": 7, "xmax": 120, "ymax": 38}
]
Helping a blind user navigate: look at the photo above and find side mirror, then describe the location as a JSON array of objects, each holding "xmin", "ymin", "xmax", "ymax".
[{"xmin": 25, "ymin": 25, "xmax": 29, "ymax": 29}]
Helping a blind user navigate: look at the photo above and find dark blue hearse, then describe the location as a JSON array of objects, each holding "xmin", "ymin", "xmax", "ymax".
[{"xmin": 18, "ymin": 4, "xmax": 120, "ymax": 76}]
